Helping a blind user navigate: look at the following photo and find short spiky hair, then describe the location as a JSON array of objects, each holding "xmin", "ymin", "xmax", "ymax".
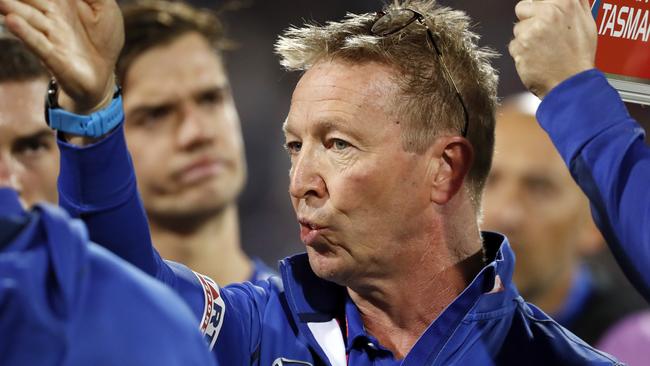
[{"xmin": 275, "ymin": 0, "xmax": 498, "ymax": 209}]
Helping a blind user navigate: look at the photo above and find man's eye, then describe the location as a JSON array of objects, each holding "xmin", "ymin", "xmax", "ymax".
[
  {"xmin": 330, "ymin": 138, "xmax": 350, "ymax": 151},
  {"xmin": 147, "ymin": 105, "xmax": 173, "ymax": 121},
  {"xmin": 197, "ymin": 90, "xmax": 223, "ymax": 106},
  {"xmin": 13, "ymin": 139, "xmax": 51, "ymax": 157},
  {"xmin": 285, "ymin": 141, "xmax": 302, "ymax": 154},
  {"xmin": 525, "ymin": 177, "xmax": 555, "ymax": 197}
]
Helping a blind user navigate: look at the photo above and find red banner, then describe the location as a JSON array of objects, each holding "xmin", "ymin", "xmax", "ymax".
[{"xmin": 591, "ymin": 0, "xmax": 650, "ymax": 81}]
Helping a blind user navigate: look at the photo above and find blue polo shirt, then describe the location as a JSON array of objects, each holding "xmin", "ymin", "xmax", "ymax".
[{"xmin": 54, "ymin": 105, "xmax": 621, "ymax": 365}]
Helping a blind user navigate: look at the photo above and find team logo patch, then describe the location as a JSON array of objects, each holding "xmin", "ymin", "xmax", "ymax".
[{"xmin": 194, "ymin": 272, "xmax": 225, "ymax": 350}]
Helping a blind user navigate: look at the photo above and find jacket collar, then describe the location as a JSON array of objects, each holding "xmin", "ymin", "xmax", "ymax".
[
  {"xmin": 278, "ymin": 232, "xmax": 519, "ymax": 365},
  {"xmin": 0, "ymin": 188, "xmax": 25, "ymax": 217},
  {"xmin": 279, "ymin": 232, "xmax": 517, "ymax": 322},
  {"xmin": 0, "ymin": 188, "xmax": 28, "ymax": 249}
]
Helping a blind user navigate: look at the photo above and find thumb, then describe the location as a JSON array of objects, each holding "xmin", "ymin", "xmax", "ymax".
[{"xmin": 580, "ymin": 0, "xmax": 593, "ymax": 13}]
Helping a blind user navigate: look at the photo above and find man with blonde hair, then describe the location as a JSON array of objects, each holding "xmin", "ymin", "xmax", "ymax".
[{"xmin": 1, "ymin": 0, "xmax": 621, "ymax": 364}]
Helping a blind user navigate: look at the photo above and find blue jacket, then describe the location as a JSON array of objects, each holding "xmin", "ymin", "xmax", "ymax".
[
  {"xmin": 0, "ymin": 188, "xmax": 215, "ymax": 366},
  {"xmin": 537, "ymin": 69, "xmax": 650, "ymax": 302},
  {"xmin": 56, "ymin": 112, "xmax": 621, "ymax": 365}
]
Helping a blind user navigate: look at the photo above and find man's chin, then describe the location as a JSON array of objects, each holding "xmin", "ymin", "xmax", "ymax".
[
  {"xmin": 147, "ymin": 199, "xmax": 230, "ymax": 228},
  {"xmin": 151, "ymin": 185, "xmax": 238, "ymax": 213},
  {"xmin": 306, "ymin": 249, "xmax": 350, "ymax": 284}
]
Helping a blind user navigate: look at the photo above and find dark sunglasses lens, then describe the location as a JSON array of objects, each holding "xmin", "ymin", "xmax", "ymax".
[{"xmin": 371, "ymin": 9, "xmax": 417, "ymax": 36}]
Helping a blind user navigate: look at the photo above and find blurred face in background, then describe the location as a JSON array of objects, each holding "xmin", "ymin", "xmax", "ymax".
[
  {"xmin": 122, "ymin": 32, "xmax": 246, "ymax": 223},
  {"xmin": 482, "ymin": 105, "xmax": 598, "ymax": 299},
  {"xmin": 0, "ymin": 79, "xmax": 59, "ymax": 206}
]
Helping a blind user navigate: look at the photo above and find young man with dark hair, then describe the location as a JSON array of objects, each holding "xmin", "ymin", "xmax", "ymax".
[{"xmin": 117, "ymin": 0, "xmax": 274, "ymax": 284}]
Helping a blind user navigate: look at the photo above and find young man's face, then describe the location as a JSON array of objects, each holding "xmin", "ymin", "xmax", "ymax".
[
  {"xmin": 284, "ymin": 60, "xmax": 437, "ymax": 286},
  {"xmin": 122, "ymin": 32, "xmax": 246, "ymax": 222},
  {"xmin": 0, "ymin": 79, "xmax": 59, "ymax": 206}
]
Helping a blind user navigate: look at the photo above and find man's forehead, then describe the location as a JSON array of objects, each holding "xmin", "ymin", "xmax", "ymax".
[
  {"xmin": 0, "ymin": 80, "xmax": 48, "ymax": 131},
  {"xmin": 0, "ymin": 79, "xmax": 48, "ymax": 107},
  {"xmin": 494, "ymin": 109, "xmax": 572, "ymax": 178},
  {"xmin": 294, "ymin": 60, "xmax": 398, "ymax": 100},
  {"xmin": 496, "ymin": 109, "xmax": 555, "ymax": 150},
  {"xmin": 123, "ymin": 32, "xmax": 229, "ymax": 106},
  {"xmin": 287, "ymin": 60, "xmax": 399, "ymax": 127}
]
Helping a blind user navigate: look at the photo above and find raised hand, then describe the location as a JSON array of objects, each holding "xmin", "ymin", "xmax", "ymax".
[
  {"xmin": 0, "ymin": 0, "xmax": 124, "ymax": 113},
  {"xmin": 509, "ymin": 0, "xmax": 597, "ymax": 98}
]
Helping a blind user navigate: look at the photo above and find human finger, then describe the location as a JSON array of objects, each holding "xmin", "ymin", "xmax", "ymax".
[
  {"xmin": 512, "ymin": 17, "xmax": 533, "ymax": 39},
  {"xmin": 17, "ymin": 0, "xmax": 52, "ymax": 14},
  {"xmin": 507, "ymin": 38, "xmax": 522, "ymax": 60},
  {"xmin": 0, "ymin": 0, "xmax": 51, "ymax": 34},
  {"xmin": 3, "ymin": 13, "xmax": 54, "ymax": 64},
  {"xmin": 515, "ymin": 0, "xmax": 545, "ymax": 21}
]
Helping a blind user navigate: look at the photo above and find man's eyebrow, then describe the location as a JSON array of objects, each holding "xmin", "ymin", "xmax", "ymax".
[
  {"xmin": 128, "ymin": 84, "xmax": 230, "ymax": 115},
  {"xmin": 283, "ymin": 117, "xmax": 364, "ymax": 139},
  {"xmin": 192, "ymin": 85, "xmax": 228, "ymax": 98},
  {"xmin": 127, "ymin": 101, "xmax": 175, "ymax": 119},
  {"xmin": 13, "ymin": 129, "xmax": 55, "ymax": 145}
]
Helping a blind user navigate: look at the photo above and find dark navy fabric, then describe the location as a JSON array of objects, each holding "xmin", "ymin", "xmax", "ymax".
[
  {"xmin": 537, "ymin": 69, "xmax": 650, "ymax": 302},
  {"xmin": 0, "ymin": 188, "xmax": 215, "ymax": 366},
  {"xmin": 57, "ymin": 108, "xmax": 621, "ymax": 365}
]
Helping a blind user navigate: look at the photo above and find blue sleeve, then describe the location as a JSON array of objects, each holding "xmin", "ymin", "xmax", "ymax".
[
  {"xmin": 537, "ymin": 69, "xmax": 650, "ymax": 301},
  {"xmin": 56, "ymin": 122, "xmax": 269, "ymax": 361},
  {"xmin": 57, "ymin": 123, "xmax": 163, "ymax": 277}
]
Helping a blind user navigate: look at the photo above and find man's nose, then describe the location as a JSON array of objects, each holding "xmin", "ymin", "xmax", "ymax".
[
  {"xmin": 176, "ymin": 104, "xmax": 217, "ymax": 150},
  {"xmin": 0, "ymin": 152, "xmax": 20, "ymax": 191},
  {"xmin": 289, "ymin": 146, "xmax": 327, "ymax": 201}
]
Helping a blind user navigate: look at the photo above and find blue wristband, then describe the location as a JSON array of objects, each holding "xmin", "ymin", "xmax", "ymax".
[{"xmin": 47, "ymin": 94, "xmax": 124, "ymax": 138}]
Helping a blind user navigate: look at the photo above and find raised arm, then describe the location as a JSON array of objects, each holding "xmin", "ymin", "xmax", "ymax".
[
  {"xmin": 0, "ymin": 0, "xmax": 166, "ymax": 275},
  {"xmin": 0, "ymin": 1, "xmax": 271, "ymax": 358},
  {"xmin": 510, "ymin": 0, "xmax": 650, "ymax": 300}
]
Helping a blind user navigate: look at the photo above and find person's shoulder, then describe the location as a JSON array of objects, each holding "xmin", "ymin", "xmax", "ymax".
[
  {"xmin": 498, "ymin": 301, "xmax": 623, "ymax": 365},
  {"xmin": 77, "ymin": 244, "xmax": 214, "ymax": 365},
  {"xmin": 249, "ymin": 257, "xmax": 279, "ymax": 283},
  {"xmin": 85, "ymin": 243, "xmax": 195, "ymax": 319}
]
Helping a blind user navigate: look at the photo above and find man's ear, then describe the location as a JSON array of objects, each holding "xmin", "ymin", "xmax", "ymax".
[{"xmin": 429, "ymin": 136, "xmax": 474, "ymax": 205}]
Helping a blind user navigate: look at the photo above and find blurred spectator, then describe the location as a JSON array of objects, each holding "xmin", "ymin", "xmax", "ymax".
[
  {"xmin": 116, "ymin": 0, "xmax": 276, "ymax": 283},
  {"xmin": 483, "ymin": 93, "xmax": 647, "ymax": 347},
  {"xmin": 0, "ymin": 37, "xmax": 214, "ymax": 366},
  {"xmin": 0, "ymin": 36, "xmax": 58, "ymax": 207}
]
